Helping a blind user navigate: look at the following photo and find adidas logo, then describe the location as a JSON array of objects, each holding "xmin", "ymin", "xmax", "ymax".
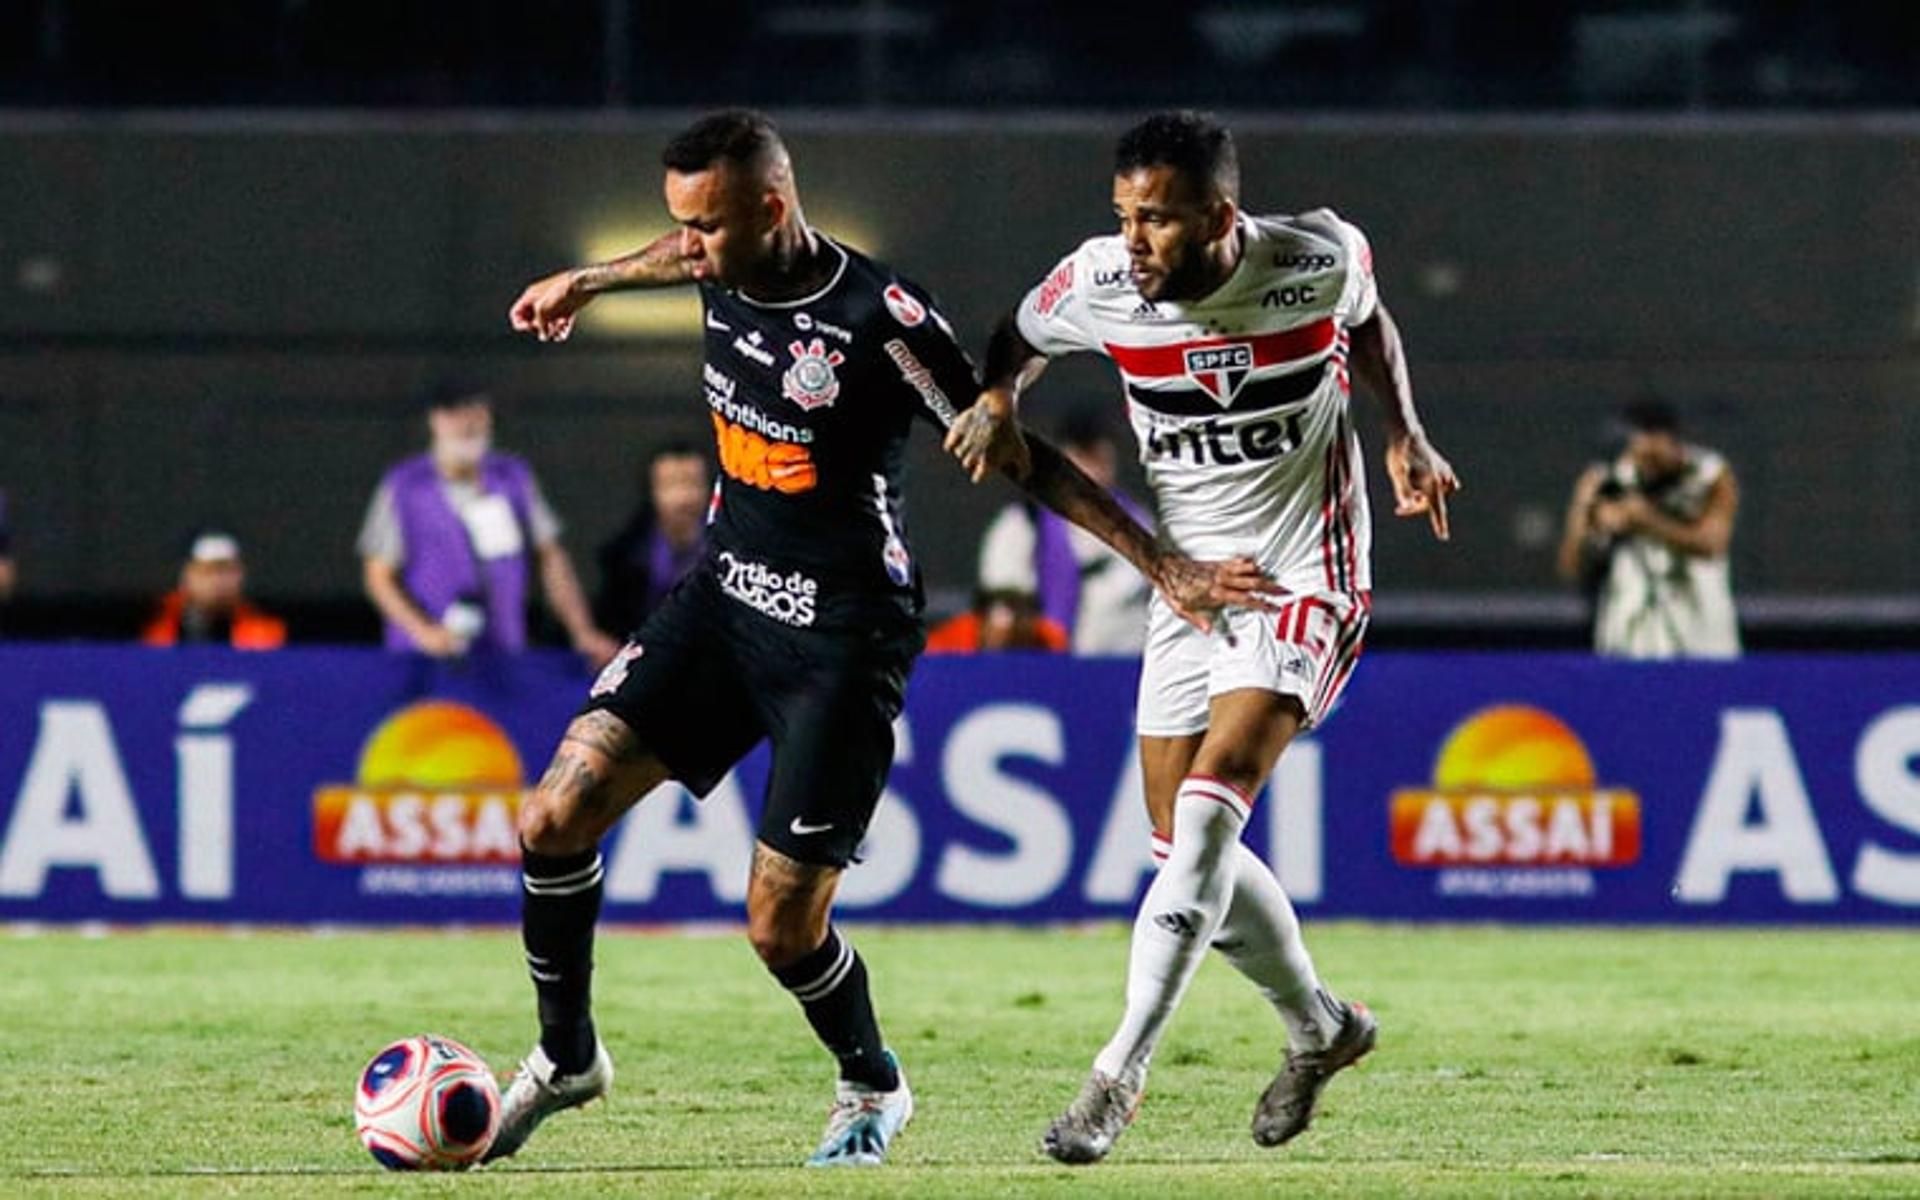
[{"xmin": 1154, "ymin": 910, "xmax": 1200, "ymax": 939}]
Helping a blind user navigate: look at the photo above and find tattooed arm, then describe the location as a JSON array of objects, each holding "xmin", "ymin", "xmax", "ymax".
[
  {"xmin": 944, "ymin": 312, "xmax": 1046, "ymax": 482},
  {"xmin": 947, "ymin": 315, "xmax": 1278, "ymax": 632},
  {"xmin": 1019, "ymin": 432, "xmax": 1278, "ymax": 633},
  {"xmin": 508, "ymin": 231, "xmax": 696, "ymax": 342}
]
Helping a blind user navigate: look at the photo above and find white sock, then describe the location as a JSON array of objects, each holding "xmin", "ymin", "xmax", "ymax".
[
  {"xmin": 1212, "ymin": 844, "xmax": 1337, "ymax": 1051},
  {"xmin": 1092, "ymin": 778, "xmax": 1249, "ymax": 1085},
  {"xmin": 1151, "ymin": 833, "xmax": 1337, "ymax": 1052}
]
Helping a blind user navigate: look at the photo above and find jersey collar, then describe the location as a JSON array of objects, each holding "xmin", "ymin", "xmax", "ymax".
[{"xmin": 732, "ymin": 237, "xmax": 850, "ymax": 311}]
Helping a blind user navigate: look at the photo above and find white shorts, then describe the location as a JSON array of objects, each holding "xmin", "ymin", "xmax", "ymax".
[{"xmin": 1135, "ymin": 591, "xmax": 1371, "ymax": 737}]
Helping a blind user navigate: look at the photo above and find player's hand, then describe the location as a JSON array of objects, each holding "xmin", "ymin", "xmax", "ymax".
[
  {"xmin": 1571, "ymin": 463, "xmax": 1608, "ymax": 511},
  {"xmin": 573, "ymin": 628, "xmax": 621, "ymax": 672},
  {"xmin": 1150, "ymin": 552, "xmax": 1283, "ymax": 633},
  {"xmin": 1592, "ymin": 493, "xmax": 1650, "ymax": 536},
  {"xmin": 1386, "ymin": 433, "xmax": 1461, "ymax": 542},
  {"xmin": 508, "ymin": 269, "xmax": 593, "ymax": 342},
  {"xmin": 945, "ymin": 390, "xmax": 1031, "ymax": 483}
]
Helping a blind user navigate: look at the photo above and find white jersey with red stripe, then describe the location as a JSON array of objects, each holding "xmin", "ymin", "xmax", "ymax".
[{"xmin": 1015, "ymin": 209, "xmax": 1376, "ymax": 595}]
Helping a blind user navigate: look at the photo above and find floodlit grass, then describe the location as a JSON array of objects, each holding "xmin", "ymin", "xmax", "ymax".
[{"xmin": 2, "ymin": 924, "xmax": 1917, "ymax": 1196}]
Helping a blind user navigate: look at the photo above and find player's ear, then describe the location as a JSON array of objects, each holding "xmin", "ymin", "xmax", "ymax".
[
  {"xmin": 1208, "ymin": 197, "xmax": 1238, "ymax": 243},
  {"xmin": 760, "ymin": 189, "xmax": 789, "ymax": 233}
]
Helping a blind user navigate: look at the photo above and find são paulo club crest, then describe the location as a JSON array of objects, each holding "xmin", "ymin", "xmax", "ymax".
[
  {"xmin": 783, "ymin": 338, "xmax": 846, "ymax": 411},
  {"xmin": 1184, "ymin": 343, "xmax": 1255, "ymax": 405}
]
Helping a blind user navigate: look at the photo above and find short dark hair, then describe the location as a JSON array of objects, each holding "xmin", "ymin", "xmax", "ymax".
[
  {"xmin": 648, "ymin": 439, "xmax": 704, "ymax": 466},
  {"xmin": 662, "ymin": 109, "xmax": 784, "ymax": 175},
  {"xmin": 1622, "ymin": 397, "xmax": 1680, "ymax": 434},
  {"xmin": 1115, "ymin": 111, "xmax": 1239, "ymax": 202},
  {"xmin": 427, "ymin": 381, "xmax": 491, "ymax": 412}
]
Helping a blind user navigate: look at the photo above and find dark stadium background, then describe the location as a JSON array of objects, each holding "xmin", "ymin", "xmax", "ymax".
[{"xmin": 1, "ymin": 0, "xmax": 1916, "ymax": 647}]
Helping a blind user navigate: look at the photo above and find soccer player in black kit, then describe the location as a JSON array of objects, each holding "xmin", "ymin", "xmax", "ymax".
[{"xmin": 493, "ymin": 110, "xmax": 1275, "ymax": 1167}]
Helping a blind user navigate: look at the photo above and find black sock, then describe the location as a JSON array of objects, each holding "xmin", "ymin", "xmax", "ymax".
[
  {"xmin": 770, "ymin": 926, "xmax": 898, "ymax": 1092},
  {"xmin": 520, "ymin": 843, "xmax": 604, "ymax": 1074}
]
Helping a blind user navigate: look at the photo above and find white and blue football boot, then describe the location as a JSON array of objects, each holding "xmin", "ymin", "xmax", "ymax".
[{"xmin": 805, "ymin": 1051, "xmax": 913, "ymax": 1167}]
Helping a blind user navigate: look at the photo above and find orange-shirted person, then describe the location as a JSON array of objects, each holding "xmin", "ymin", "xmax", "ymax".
[
  {"xmin": 924, "ymin": 588, "xmax": 1069, "ymax": 655},
  {"xmin": 142, "ymin": 530, "xmax": 286, "ymax": 650}
]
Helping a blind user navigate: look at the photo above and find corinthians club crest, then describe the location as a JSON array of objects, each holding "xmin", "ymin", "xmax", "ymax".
[{"xmin": 783, "ymin": 338, "xmax": 846, "ymax": 411}]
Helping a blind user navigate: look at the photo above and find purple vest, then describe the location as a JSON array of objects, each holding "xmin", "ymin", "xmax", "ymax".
[
  {"xmin": 1032, "ymin": 490, "xmax": 1154, "ymax": 638},
  {"xmin": 382, "ymin": 453, "xmax": 537, "ymax": 653}
]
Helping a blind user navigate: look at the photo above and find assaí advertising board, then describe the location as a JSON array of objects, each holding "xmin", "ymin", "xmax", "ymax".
[{"xmin": 0, "ymin": 648, "xmax": 1915, "ymax": 923}]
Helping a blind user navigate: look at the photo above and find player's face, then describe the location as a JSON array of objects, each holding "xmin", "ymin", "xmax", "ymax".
[
  {"xmin": 1112, "ymin": 166, "xmax": 1229, "ymax": 302},
  {"xmin": 664, "ymin": 164, "xmax": 777, "ymax": 289},
  {"xmin": 1627, "ymin": 430, "xmax": 1685, "ymax": 482}
]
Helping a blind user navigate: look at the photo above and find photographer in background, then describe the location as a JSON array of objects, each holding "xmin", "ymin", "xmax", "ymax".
[{"xmin": 1557, "ymin": 398, "xmax": 1740, "ymax": 659}]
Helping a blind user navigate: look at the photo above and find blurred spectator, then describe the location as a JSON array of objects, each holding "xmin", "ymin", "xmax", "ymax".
[
  {"xmin": 358, "ymin": 385, "xmax": 617, "ymax": 664},
  {"xmin": 1557, "ymin": 398, "xmax": 1740, "ymax": 659},
  {"xmin": 594, "ymin": 441, "xmax": 711, "ymax": 635},
  {"xmin": 0, "ymin": 488, "xmax": 15, "ymax": 629},
  {"xmin": 925, "ymin": 588, "xmax": 1070, "ymax": 655},
  {"xmin": 977, "ymin": 409, "xmax": 1151, "ymax": 655},
  {"xmin": 142, "ymin": 530, "xmax": 286, "ymax": 649}
]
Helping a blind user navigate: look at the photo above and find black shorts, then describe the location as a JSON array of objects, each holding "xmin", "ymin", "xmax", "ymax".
[{"xmin": 580, "ymin": 568, "xmax": 923, "ymax": 868}]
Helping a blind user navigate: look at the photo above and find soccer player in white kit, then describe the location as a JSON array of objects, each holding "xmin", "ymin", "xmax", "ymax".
[{"xmin": 947, "ymin": 111, "xmax": 1460, "ymax": 1163}]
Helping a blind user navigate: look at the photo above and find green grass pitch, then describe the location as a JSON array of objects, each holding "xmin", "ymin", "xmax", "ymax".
[{"xmin": 2, "ymin": 923, "xmax": 1917, "ymax": 1197}]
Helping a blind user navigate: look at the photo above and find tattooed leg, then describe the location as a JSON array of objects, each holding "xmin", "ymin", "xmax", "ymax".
[
  {"xmin": 747, "ymin": 841, "xmax": 896, "ymax": 1090},
  {"xmin": 511, "ymin": 711, "xmax": 669, "ymax": 1076},
  {"xmin": 519, "ymin": 709, "xmax": 669, "ymax": 855}
]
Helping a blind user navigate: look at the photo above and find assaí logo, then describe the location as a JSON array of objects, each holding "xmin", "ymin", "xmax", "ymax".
[
  {"xmin": 1390, "ymin": 705, "xmax": 1640, "ymax": 898},
  {"xmin": 311, "ymin": 701, "xmax": 526, "ymax": 866}
]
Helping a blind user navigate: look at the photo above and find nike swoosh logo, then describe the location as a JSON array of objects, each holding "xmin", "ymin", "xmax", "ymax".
[
  {"xmin": 790, "ymin": 818, "xmax": 834, "ymax": 836},
  {"xmin": 706, "ymin": 312, "xmax": 731, "ymax": 331}
]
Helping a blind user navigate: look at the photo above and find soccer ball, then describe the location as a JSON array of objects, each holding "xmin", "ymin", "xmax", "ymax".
[{"xmin": 353, "ymin": 1034, "xmax": 501, "ymax": 1170}]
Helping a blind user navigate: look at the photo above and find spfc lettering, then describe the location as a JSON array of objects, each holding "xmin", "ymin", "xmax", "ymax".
[{"xmin": 1183, "ymin": 343, "xmax": 1254, "ymax": 404}]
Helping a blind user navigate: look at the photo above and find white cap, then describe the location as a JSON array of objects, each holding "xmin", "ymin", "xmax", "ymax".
[{"xmin": 188, "ymin": 533, "xmax": 241, "ymax": 564}]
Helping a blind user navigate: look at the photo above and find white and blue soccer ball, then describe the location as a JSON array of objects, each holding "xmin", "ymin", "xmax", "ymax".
[{"xmin": 353, "ymin": 1034, "xmax": 500, "ymax": 1170}]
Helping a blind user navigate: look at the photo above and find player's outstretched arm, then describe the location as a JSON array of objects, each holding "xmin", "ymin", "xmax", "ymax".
[
  {"xmin": 508, "ymin": 231, "xmax": 696, "ymax": 342},
  {"xmin": 1019, "ymin": 433, "xmax": 1280, "ymax": 633},
  {"xmin": 1349, "ymin": 302, "xmax": 1461, "ymax": 541}
]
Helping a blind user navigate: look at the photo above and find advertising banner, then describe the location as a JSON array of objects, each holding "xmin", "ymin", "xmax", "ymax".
[{"xmin": 0, "ymin": 646, "xmax": 1916, "ymax": 924}]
